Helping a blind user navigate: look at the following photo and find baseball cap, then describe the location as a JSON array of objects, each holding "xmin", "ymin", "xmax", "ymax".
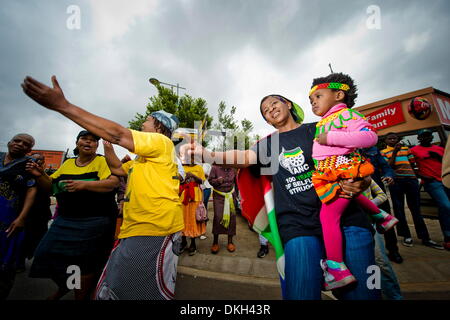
[
  {"xmin": 417, "ymin": 129, "xmax": 433, "ymax": 137},
  {"xmin": 76, "ymin": 130, "xmax": 100, "ymax": 141},
  {"xmin": 151, "ymin": 110, "xmax": 180, "ymax": 133}
]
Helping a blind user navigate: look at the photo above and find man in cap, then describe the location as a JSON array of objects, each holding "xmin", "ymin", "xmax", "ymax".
[
  {"xmin": 411, "ymin": 129, "xmax": 450, "ymax": 250},
  {"xmin": 21, "ymin": 76, "xmax": 183, "ymax": 300}
]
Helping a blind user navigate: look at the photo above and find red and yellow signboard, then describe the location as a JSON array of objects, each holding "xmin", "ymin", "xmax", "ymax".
[
  {"xmin": 365, "ymin": 102, "xmax": 405, "ymax": 130},
  {"xmin": 433, "ymin": 93, "xmax": 450, "ymax": 126}
]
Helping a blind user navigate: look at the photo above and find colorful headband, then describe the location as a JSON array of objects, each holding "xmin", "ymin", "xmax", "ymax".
[{"xmin": 309, "ymin": 82, "xmax": 350, "ymax": 96}]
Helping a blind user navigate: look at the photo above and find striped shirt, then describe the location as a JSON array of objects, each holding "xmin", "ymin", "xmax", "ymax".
[
  {"xmin": 363, "ymin": 180, "xmax": 387, "ymax": 207},
  {"xmin": 380, "ymin": 146, "xmax": 417, "ymax": 178}
]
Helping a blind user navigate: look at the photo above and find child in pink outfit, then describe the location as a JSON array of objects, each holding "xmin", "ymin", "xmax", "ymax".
[{"xmin": 308, "ymin": 73, "xmax": 398, "ymax": 291}]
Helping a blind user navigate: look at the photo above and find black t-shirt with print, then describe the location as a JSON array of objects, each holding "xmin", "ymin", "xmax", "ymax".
[{"xmin": 250, "ymin": 123, "xmax": 372, "ymax": 245}]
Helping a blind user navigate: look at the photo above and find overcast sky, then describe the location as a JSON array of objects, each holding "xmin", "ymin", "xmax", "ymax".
[{"xmin": 1, "ymin": 0, "xmax": 449, "ymax": 158}]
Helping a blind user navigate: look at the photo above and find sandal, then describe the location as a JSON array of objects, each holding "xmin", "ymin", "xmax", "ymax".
[
  {"xmin": 211, "ymin": 244, "xmax": 220, "ymax": 254},
  {"xmin": 227, "ymin": 243, "xmax": 236, "ymax": 252}
]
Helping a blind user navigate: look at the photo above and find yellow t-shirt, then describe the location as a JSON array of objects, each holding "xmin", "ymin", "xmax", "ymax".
[
  {"xmin": 182, "ymin": 164, "xmax": 206, "ymax": 201},
  {"xmin": 118, "ymin": 130, "xmax": 184, "ymax": 238}
]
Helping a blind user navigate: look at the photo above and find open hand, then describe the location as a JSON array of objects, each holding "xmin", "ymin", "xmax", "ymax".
[
  {"xmin": 382, "ymin": 176, "xmax": 394, "ymax": 186},
  {"xmin": 26, "ymin": 160, "xmax": 45, "ymax": 177},
  {"xmin": 21, "ymin": 75, "xmax": 68, "ymax": 111},
  {"xmin": 61, "ymin": 179, "xmax": 86, "ymax": 192}
]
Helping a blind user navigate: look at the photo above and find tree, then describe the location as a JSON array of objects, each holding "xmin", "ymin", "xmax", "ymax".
[
  {"xmin": 212, "ymin": 102, "xmax": 258, "ymax": 150},
  {"xmin": 128, "ymin": 85, "xmax": 213, "ymax": 132}
]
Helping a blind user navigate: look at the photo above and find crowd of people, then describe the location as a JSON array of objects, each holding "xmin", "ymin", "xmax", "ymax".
[{"xmin": 0, "ymin": 72, "xmax": 448, "ymax": 300}]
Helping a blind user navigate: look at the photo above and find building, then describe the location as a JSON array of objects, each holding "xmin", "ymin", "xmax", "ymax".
[
  {"xmin": 29, "ymin": 149, "xmax": 66, "ymax": 170},
  {"xmin": 355, "ymin": 87, "xmax": 450, "ymax": 218},
  {"xmin": 355, "ymin": 87, "xmax": 450, "ymax": 147}
]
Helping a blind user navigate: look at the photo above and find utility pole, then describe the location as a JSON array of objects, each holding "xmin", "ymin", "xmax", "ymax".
[
  {"xmin": 328, "ymin": 63, "xmax": 334, "ymax": 73},
  {"xmin": 149, "ymin": 77, "xmax": 186, "ymax": 104}
]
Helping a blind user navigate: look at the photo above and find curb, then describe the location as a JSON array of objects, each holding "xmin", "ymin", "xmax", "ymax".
[{"xmin": 176, "ymin": 265, "xmax": 336, "ymax": 300}]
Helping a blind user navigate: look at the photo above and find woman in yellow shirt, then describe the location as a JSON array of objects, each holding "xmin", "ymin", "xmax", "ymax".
[{"xmin": 22, "ymin": 75, "xmax": 183, "ymax": 300}]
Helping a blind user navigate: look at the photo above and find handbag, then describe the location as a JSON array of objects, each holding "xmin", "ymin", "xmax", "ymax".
[{"xmin": 195, "ymin": 201, "xmax": 208, "ymax": 222}]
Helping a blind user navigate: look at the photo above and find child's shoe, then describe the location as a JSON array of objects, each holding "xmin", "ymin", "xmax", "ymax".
[
  {"xmin": 375, "ymin": 211, "xmax": 399, "ymax": 234},
  {"xmin": 320, "ymin": 259, "xmax": 356, "ymax": 291}
]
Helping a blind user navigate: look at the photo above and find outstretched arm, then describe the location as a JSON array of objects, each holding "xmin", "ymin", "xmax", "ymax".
[
  {"xmin": 22, "ymin": 76, "xmax": 135, "ymax": 152},
  {"xmin": 180, "ymin": 138, "xmax": 257, "ymax": 169}
]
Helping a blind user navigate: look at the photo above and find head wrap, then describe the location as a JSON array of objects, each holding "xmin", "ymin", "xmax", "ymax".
[{"xmin": 150, "ymin": 110, "xmax": 180, "ymax": 133}]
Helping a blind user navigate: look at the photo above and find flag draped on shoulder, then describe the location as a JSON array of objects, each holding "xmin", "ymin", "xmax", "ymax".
[{"xmin": 237, "ymin": 166, "xmax": 286, "ymax": 296}]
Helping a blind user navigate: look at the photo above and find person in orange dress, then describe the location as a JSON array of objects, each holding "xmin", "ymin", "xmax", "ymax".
[{"xmin": 180, "ymin": 160, "xmax": 206, "ymax": 256}]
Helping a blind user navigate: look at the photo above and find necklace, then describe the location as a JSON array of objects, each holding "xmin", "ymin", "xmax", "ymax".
[{"xmin": 76, "ymin": 156, "xmax": 95, "ymax": 167}]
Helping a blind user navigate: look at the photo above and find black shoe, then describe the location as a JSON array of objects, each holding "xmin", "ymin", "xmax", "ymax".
[
  {"xmin": 388, "ymin": 252, "xmax": 403, "ymax": 264},
  {"xmin": 422, "ymin": 240, "xmax": 444, "ymax": 250},
  {"xmin": 402, "ymin": 237, "xmax": 413, "ymax": 247},
  {"xmin": 257, "ymin": 245, "xmax": 269, "ymax": 258},
  {"xmin": 180, "ymin": 241, "xmax": 187, "ymax": 254},
  {"xmin": 188, "ymin": 246, "xmax": 197, "ymax": 256}
]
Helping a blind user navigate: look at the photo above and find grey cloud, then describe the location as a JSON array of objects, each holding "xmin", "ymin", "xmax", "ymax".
[{"xmin": 1, "ymin": 0, "xmax": 449, "ymax": 153}]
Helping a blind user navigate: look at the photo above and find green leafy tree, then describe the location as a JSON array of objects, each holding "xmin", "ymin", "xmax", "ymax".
[
  {"xmin": 128, "ymin": 85, "xmax": 213, "ymax": 132},
  {"xmin": 212, "ymin": 102, "xmax": 258, "ymax": 150}
]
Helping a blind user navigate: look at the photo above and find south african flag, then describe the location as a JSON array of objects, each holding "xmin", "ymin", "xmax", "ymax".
[{"xmin": 237, "ymin": 167, "xmax": 286, "ymax": 297}]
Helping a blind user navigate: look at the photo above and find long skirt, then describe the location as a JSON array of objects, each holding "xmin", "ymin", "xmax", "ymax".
[
  {"xmin": 95, "ymin": 233, "xmax": 182, "ymax": 300},
  {"xmin": 212, "ymin": 192, "xmax": 237, "ymax": 236},
  {"xmin": 182, "ymin": 201, "xmax": 206, "ymax": 238}
]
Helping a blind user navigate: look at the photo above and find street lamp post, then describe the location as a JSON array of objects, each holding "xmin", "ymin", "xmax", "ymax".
[{"xmin": 149, "ymin": 77, "xmax": 186, "ymax": 102}]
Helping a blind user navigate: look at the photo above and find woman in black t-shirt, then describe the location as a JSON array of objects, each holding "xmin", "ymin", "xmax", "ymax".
[{"xmin": 182, "ymin": 95, "xmax": 380, "ymax": 300}]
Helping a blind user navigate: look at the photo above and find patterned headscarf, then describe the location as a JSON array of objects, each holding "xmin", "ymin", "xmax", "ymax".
[{"xmin": 150, "ymin": 110, "xmax": 180, "ymax": 133}]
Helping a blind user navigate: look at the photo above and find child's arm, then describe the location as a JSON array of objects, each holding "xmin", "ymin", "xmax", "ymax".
[
  {"xmin": 326, "ymin": 128, "xmax": 378, "ymax": 148},
  {"xmin": 324, "ymin": 111, "xmax": 378, "ymax": 148},
  {"xmin": 369, "ymin": 180, "xmax": 387, "ymax": 207}
]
